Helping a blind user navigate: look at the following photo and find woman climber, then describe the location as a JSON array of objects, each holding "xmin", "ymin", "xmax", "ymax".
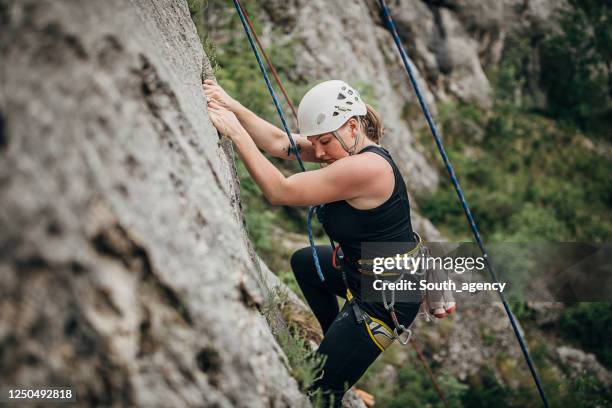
[{"xmin": 205, "ymin": 79, "xmax": 427, "ymax": 407}]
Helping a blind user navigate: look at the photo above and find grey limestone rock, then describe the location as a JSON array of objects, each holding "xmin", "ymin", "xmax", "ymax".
[
  {"xmin": 556, "ymin": 346, "xmax": 612, "ymax": 387},
  {"xmin": 0, "ymin": 0, "xmax": 318, "ymax": 406}
]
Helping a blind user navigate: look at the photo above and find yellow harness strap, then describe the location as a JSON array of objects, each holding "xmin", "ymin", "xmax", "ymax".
[
  {"xmin": 346, "ymin": 288, "xmax": 394, "ymax": 352},
  {"xmin": 364, "ymin": 313, "xmax": 394, "ymax": 352}
]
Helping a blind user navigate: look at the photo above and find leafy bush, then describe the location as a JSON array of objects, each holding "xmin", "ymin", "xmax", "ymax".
[
  {"xmin": 558, "ymin": 303, "xmax": 612, "ymax": 368},
  {"xmin": 261, "ymin": 287, "xmax": 325, "ymax": 395},
  {"xmin": 418, "ymin": 2, "xmax": 612, "ymax": 243},
  {"xmin": 357, "ymin": 348, "xmax": 468, "ymax": 408},
  {"xmin": 461, "ymin": 369, "xmax": 512, "ymax": 408},
  {"xmin": 418, "ymin": 100, "xmax": 611, "ymax": 242},
  {"xmin": 540, "ymin": 1, "xmax": 612, "ymax": 134}
]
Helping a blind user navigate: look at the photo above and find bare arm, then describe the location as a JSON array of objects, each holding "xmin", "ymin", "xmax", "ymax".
[
  {"xmin": 207, "ymin": 102, "xmax": 382, "ymax": 206},
  {"xmin": 232, "ymin": 102, "xmax": 319, "ymax": 162},
  {"xmin": 203, "ymin": 80, "xmax": 319, "ymax": 162},
  {"xmin": 234, "ymin": 129, "xmax": 376, "ymax": 205}
]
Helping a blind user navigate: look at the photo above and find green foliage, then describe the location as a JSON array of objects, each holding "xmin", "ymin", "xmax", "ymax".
[
  {"xmin": 558, "ymin": 303, "xmax": 612, "ymax": 368},
  {"xmin": 414, "ymin": 5, "xmax": 612, "ymax": 405},
  {"xmin": 261, "ymin": 287, "xmax": 325, "ymax": 395},
  {"xmin": 277, "ymin": 269, "xmax": 305, "ymax": 302},
  {"xmin": 540, "ymin": 1, "xmax": 612, "ymax": 134},
  {"xmin": 561, "ymin": 373, "xmax": 612, "ymax": 408},
  {"xmin": 357, "ymin": 349, "xmax": 467, "ymax": 408},
  {"xmin": 511, "ymin": 301, "xmax": 536, "ymax": 321},
  {"xmin": 461, "ymin": 369, "xmax": 512, "ymax": 408},
  {"xmin": 187, "ymin": 0, "xmax": 206, "ymax": 38},
  {"xmin": 458, "ymin": 338, "xmax": 612, "ymax": 408},
  {"xmin": 418, "ymin": 2, "xmax": 612, "ymax": 243},
  {"xmin": 187, "ymin": 0, "xmax": 220, "ymax": 73},
  {"xmin": 418, "ymin": 98, "xmax": 611, "ymax": 242}
]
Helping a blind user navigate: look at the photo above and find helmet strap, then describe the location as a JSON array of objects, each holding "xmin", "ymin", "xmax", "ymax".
[{"xmin": 332, "ymin": 129, "xmax": 362, "ymax": 156}]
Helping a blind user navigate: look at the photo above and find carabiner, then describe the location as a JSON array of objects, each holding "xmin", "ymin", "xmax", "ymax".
[{"xmin": 394, "ymin": 325, "xmax": 412, "ymax": 345}]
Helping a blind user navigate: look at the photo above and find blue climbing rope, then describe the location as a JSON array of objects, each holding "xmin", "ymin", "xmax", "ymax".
[
  {"xmin": 377, "ymin": 0, "xmax": 549, "ymax": 406},
  {"xmin": 232, "ymin": 0, "xmax": 305, "ymax": 171},
  {"xmin": 307, "ymin": 206, "xmax": 325, "ymax": 281},
  {"xmin": 232, "ymin": 0, "xmax": 329, "ymax": 281}
]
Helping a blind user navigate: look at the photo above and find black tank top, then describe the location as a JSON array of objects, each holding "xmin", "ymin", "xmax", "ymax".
[{"xmin": 321, "ymin": 145, "xmax": 415, "ymax": 262}]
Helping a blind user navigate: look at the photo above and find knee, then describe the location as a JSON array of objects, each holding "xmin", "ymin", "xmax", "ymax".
[{"xmin": 290, "ymin": 247, "xmax": 312, "ymax": 279}]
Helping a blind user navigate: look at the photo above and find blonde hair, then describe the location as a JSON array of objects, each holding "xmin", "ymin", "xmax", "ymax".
[{"xmin": 357, "ymin": 104, "xmax": 385, "ymax": 144}]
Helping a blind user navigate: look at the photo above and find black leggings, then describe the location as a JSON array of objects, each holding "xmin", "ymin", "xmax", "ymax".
[{"xmin": 291, "ymin": 245, "xmax": 417, "ymax": 407}]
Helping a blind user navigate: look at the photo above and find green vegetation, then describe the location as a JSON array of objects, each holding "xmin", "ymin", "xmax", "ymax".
[
  {"xmin": 417, "ymin": 2, "xmax": 611, "ymax": 243},
  {"xmin": 413, "ymin": 3, "xmax": 612, "ymax": 407},
  {"xmin": 558, "ymin": 303, "xmax": 612, "ymax": 368},
  {"xmin": 357, "ymin": 346, "xmax": 468, "ymax": 407},
  {"xmin": 261, "ymin": 287, "xmax": 325, "ymax": 396},
  {"xmin": 540, "ymin": 0, "xmax": 611, "ymax": 135},
  {"xmin": 187, "ymin": 0, "xmax": 219, "ymax": 73},
  {"xmin": 416, "ymin": 95, "xmax": 611, "ymax": 243},
  {"xmin": 358, "ymin": 339, "xmax": 610, "ymax": 408}
]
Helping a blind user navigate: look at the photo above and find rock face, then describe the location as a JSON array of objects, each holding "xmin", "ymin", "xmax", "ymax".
[
  {"xmin": 556, "ymin": 346, "xmax": 612, "ymax": 387},
  {"xmin": 387, "ymin": 0, "xmax": 563, "ymax": 107},
  {"xmin": 0, "ymin": 0, "xmax": 314, "ymax": 406}
]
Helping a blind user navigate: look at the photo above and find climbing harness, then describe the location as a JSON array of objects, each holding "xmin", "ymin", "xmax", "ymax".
[
  {"xmin": 377, "ymin": 0, "xmax": 549, "ymax": 406},
  {"xmin": 345, "ymin": 232, "xmax": 456, "ymax": 347},
  {"xmin": 351, "ymin": 232, "xmax": 457, "ymax": 320},
  {"xmin": 344, "ymin": 237, "xmax": 422, "ymax": 346},
  {"xmin": 329, "ymin": 246, "xmax": 393, "ymax": 354}
]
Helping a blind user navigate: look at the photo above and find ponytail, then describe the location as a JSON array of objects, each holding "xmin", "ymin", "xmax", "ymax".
[{"xmin": 358, "ymin": 104, "xmax": 385, "ymax": 144}]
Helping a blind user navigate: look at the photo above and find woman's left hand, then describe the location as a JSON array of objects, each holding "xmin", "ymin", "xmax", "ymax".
[{"xmin": 207, "ymin": 101, "xmax": 245, "ymax": 142}]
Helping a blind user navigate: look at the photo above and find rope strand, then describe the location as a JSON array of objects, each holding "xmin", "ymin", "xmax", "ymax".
[
  {"xmin": 236, "ymin": 0, "xmax": 299, "ymax": 122},
  {"xmin": 410, "ymin": 338, "xmax": 449, "ymax": 408},
  {"xmin": 232, "ymin": 0, "xmax": 332, "ymax": 282},
  {"xmin": 232, "ymin": 0, "xmax": 305, "ymax": 171}
]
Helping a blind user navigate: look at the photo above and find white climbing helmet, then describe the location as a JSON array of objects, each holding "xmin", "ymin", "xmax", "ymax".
[{"xmin": 297, "ymin": 80, "xmax": 367, "ymax": 137}]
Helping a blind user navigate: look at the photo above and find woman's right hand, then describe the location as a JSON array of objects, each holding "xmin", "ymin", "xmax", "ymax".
[{"xmin": 203, "ymin": 80, "xmax": 240, "ymax": 112}]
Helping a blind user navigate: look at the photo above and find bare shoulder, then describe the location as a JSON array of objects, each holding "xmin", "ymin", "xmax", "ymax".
[
  {"xmin": 337, "ymin": 151, "xmax": 390, "ymax": 171},
  {"xmin": 324, "ymin": 151, "xmax": 392, "ymax": 183},
  {"xmin": 359, "ymin": 150, "xmax": 392, "ymax": 171}
]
